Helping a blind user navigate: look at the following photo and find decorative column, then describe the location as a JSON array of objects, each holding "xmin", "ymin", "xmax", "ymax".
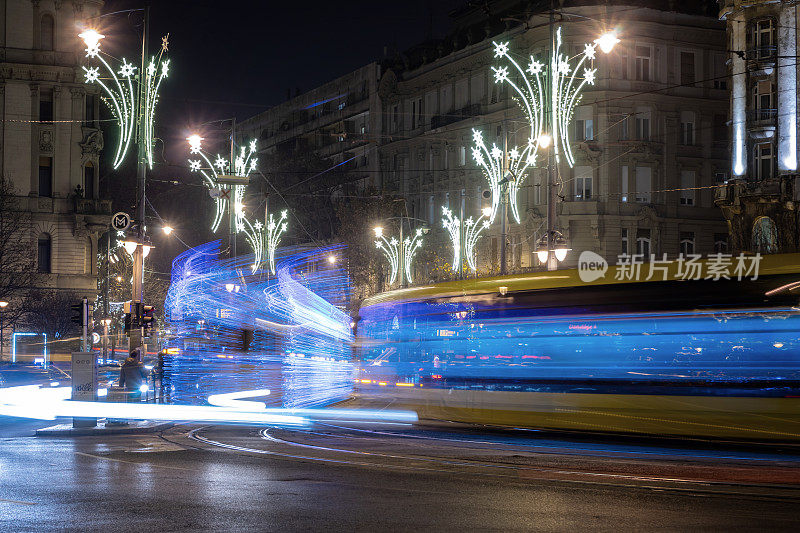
[{"xmin": 777, "ymin": 5, "xmax": 797, "ymax": 173}]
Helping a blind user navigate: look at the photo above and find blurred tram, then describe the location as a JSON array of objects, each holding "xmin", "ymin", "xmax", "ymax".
[{"xmin": 355, "ymin": 253, "xmax": 800, "ymax": 441}]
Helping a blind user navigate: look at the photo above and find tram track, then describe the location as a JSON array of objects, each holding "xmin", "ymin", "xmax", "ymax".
[{"xmin": 183, "ymin": 423, "xmax": 800, "ymax": 501}]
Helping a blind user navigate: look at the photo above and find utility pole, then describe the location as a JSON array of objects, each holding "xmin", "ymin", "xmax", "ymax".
[
  {"xmin": 130, "ymin": 7, "xmax": 150, "ymax": 356},
  {"xmin": 230, "ymin": 117, "xmax": 237, "ymax": 259},
  {"xmin": 546, "ymin": 2, "xmax": 558, "ymax": 272},
  {"xmin": 500, "ymin": 119, "xmax": 509, "ymax": 275}
]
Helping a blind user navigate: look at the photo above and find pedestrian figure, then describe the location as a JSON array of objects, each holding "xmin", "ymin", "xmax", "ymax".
[{"xmin": 119, "ymin": 347, "xmax": 146, "ymax": 401}]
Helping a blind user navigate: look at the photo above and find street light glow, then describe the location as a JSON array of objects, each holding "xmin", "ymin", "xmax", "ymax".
[
  {"xmin": 554, "ymin": 247, "xmax": 569, "ymax": 262},
  {"xmin": 373, "ymin": 226, "xmax": 383, "ymax": 237},
  {"xmin": 78, "ymin": 29, "xmax": 104, "ymax": 49},
  {"xmin": 327, "ymin": 255, "xmax": 337, "ymax": 264},
  {"xmin": 162, "ymin": 225, "xmax": 174, "ymax": 235},
  {"xmin": 537, "ymin": 133, "xmax": 552, "ymax": 148},
  {"xmin": 0, "ymin": 301, "xmax": 7, "ymax": 309},
  {"xmin": 537, "ymin": 250, "xmax": 549, "ymax": 263},
  {"xmin": 595, "ymin": 31, "xmax": 620, "ymax": 54},
  {"xmin": 187, "ymin": 134, "xmax": 203, "ymax": 153},
  {"xmin": 481, "ymin": 207, "xmax": 493, "ymax": 218}
]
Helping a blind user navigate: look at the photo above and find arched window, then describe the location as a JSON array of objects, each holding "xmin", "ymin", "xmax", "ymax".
[
  {"xmin": 40, "ymin": 14, "xmax": 54, "ymax": 51},
  {"xmin": 84, "ymin": 162, "xmax": 95, "ymax": 199},
  {"xmin": 752, "ymin": 216, "xmax": 778, "ymax": 254},
  {"xmin": 37, "ymin": 233, "xmax": 51, "ymax": 273}
]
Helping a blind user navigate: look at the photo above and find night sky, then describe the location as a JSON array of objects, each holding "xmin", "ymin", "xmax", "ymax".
[{"xmin": 96, "ymin": 0, "xmax": 466, "ymax": 269}]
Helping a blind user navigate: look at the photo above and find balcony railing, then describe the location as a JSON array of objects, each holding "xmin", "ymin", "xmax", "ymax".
[
  {"xmin": 746, "ymin": 46, "xmax": 777, "ymax": 61},
  {"xmin": 748, "ymin": 108, "xmax": 777, "ymax": 122}
]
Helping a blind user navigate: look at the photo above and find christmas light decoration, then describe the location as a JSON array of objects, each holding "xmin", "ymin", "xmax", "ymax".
[
  {"xmin": 442, "ymin": 207, "xmax": 461, "ymax": 271},
  {"xmin": 374, "ymin": 226, "xmax": 424, "ymax": 286},
  {"xmin": 80, "ymin": 29, "xmax": 169, "ymax": 170},
  {"xmin": 464, "ymin": 207, "xmax": 492, "ymax": 272},
  {"xmin": 187, "ymin": 137, "xmax": 283, "ymax": 273},
  {"xmin": 475, "ymin": 27, "xmax": 611, "ymax": 224}
]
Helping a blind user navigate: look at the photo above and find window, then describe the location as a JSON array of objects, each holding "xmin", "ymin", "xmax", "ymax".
[
  {"xmin": 85, "ymin": 93, "xmax": 96, "ymax": 126},
  {"xmin": 84, "ymin": 237, "xmax": 92, "ymax": 275},
  {"xmin": 574, "ymin": 167, "xmax": 592, "ymax": 200},
  {"xmin": 680, "ymin": 170, "xmax": 695, "ymax": 206},
  {"xmin": 713, "ymin": 233, "xmax": 728, "ymax": 253},
  {"xmin": 440, "ymin": 85, "xmax": 453, "ymax": 113},
  {"xmin": 575, "ymin": 106, "xmax": 593, "ymax": 141},
  {"xmin": 680, "ymin": 111, "xmax": 694, "ymax": 146},
  {"xmin": 621, "ymin": 166, "xmax": 628, "ymax": 202},
  {"xmin": 424, "ymin": 90, "xmax": 437, "ymax": 125},
  {"xmin": 714, "ymin": 171, "xmax": 729, "ymax": 184},
  {"xmin": 619, "ymin": 48, "xmax": 628, "ymax": 80},
  {"xmin": 428, "ymin": 195, "xmax": 434, "ymax": 224},
  {"xmin": 754, "ymin": 19, "xmax": 775, "ymax": 58},
  {"xmin": 680, "ymin": 52, "xmax": 695, "ymax": 86},
  {"xmin": 40, "ymin": 14, "xmax": 54, "ymax": 51},
  {"xmin": 754, "ymin": 143, "xmax": 774, "ymax": 180},
  {"xmin": 84, "ymin": 162, "xmax": 94, "ymax": 199},
  {"xmin": 621, "ymin": 228, "xmax": 629, "ymax": 256},
  {"xmin": 445, "ymin": 191, "xmax": 450, "ymax": 210},
  {"xmin": 37, "ymin": 234, "xmax": 51, "ymax": 273},
  {"xmin": 752, "ymin": 216, "xmax": 778, "ymax": 254},
  {"xmin": 574, "ymin": 166, "xmax": 592, "ymax": 200},
  {"xmin": 38, "ymin": 157, "xmax": 52, "ymax": 197},
  {"xmin": 635, "ymin": 46, "xmax": 651, "ymax": 81},
  {"xmin": 636, "ymin": 229, "xmax": 651, "ymax": 257},
  {"xmin": 680, "ymin": 232, "xmax": 695, "ymax": 256},
  {"xmin": 39, "ymin": 89, "xmax": 53, "ymax": 123},
  {"xmin": 391, "ymin": 105, "xmax": 399, "ymax": 133},
  {"xmin": 635, "ymin": 108, "xmax": 651, "ymax": 140},
  {"xmin": 470, "ymin": 73, "xmax": 485, "ymax": 105},
  {"xmin": 459, "ymin": 146, "xmax": 466, "ymax": 166},
  {"xmin": 455, "ymin": 78, "xmax": 468, "ymax": 109},
  {"xmin": 635, "ymin": 166, "xmax": 651, "ymax": 203},
  {"xmin": 752, "ymin": 81, "xmax": 775, "ymax": 119},
  {"xmin": 713, "ymin": 114, "xmax": 728, "ymax": 142},
  {"xmin": 620, "ymin": 115, "xmax": 629, "ymax": 140}
]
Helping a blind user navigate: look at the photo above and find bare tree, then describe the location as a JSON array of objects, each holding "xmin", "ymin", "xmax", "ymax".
[{"xmin": 0, "ymin": 176, "xmax": 44, "ymax": 325}]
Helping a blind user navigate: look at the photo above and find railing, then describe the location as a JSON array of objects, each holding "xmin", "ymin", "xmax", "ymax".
[
  {"xmin": 748, "ymin": 108, "xmax": 777, "ymax": 122},
  {"xmin": 747, "ymin": 46, "xmax": 777, "ymax": 61},
  {"xmin": 74, "ymin": 198, "xmax": 113, "ymax": 215}
]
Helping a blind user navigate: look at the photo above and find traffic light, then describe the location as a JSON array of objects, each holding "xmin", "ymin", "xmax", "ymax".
[
  {"xmin": 141, "ymin": 305, "xmax": 155, "ymax": 333},
  {"xmin": 70, "ymin": 299, "xmax": 87, "ymax": 327}
]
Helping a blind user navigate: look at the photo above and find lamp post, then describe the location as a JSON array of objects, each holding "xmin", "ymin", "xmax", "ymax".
[
  {"xmin": 485, "ymin": 14, "xmax": 618, "ymax": 270},
  {"xmin": 80, "ymin": 10, "xmax": 170, "ymax": 352},
  {"xmin": 0, "ymin": 301, "xmax": 7, "ymax": 362},
  {"xmin": 100, "ymin": 318, "xmax": 112, "ymax": 363}
]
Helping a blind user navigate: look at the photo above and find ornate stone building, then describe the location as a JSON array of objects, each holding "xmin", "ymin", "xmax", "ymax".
[
  {"xmin": 1, "ymin": 0, "xmax": 108, "ymax": 297},
  {"xmin": 378, "ymin": 0, "xmax": 730, "ymax": 277},
  {"xmin": 715, "ymin": 0, "xmax": 800, "ymax": 254}
]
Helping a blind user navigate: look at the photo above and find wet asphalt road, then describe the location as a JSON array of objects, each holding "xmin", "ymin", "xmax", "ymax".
[{"xmin": 2, "ymin": 416, "xmax": 800, "ymax": 532}]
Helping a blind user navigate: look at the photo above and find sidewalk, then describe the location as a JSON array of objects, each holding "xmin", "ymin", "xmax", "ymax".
[{"xmin": 35, "ymin": 420, "xmax": 173, "ymax": 437}]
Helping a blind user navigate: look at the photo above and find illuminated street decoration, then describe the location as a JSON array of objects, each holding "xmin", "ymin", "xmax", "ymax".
[
  {"xmin": 79, "ymin": 29, "xmax": 169, "ymax": 170},
  {"xmin": 478, "ymin": 27, "xmax": 609, "ymax": 223},
  {"xmin": 442, "ymin": 207, "xmax": 461, "ymax": 270},
  {"xmin": 266, "ymin": 210, "xmax": 289, "ymax": 275},
  {"xmin": 464, "ymin": 207, "xmax": 492, "ymax": 272},
  {"xmin": 374, "ymin": 226, "xmax": 424, "ymax": 286},
  {"xmin": 187, "ymin": 136, "xmax": 283, "ymax": 272}
]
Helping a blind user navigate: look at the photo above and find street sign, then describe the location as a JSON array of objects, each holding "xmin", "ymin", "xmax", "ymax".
[
  {"xmin": 216, "ymin": 174, "xmax": 250, "ymax": 185},
  {"xmin": 91, "ymin": 332, "xmax": 101, "ymax": 345},
  {"xmin": 111, "ymin": 211, "xmax": 132, "ymax": 231},
  {"xmin": 71, "ymin": 351, "xmax": 97, "ymax": 428}
]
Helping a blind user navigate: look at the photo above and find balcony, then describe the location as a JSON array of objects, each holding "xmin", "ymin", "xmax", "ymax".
[{"xmin": 747, "ymin": 108, "xmax": 777, "ymax": 122}]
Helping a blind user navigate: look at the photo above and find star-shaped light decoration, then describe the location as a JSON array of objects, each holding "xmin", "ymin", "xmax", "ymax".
[
  {"xmin": 119, "ymin": 60, "xmax": 135, "ymax": 78},
  {"xmin": 558, "ymin": 59, "xmax": 571, "ymax": 75},
  {"xmin": 254, "ymin": 221, "xmax": 263, "ymax": 231},
  {"xmin": 527, "ymin": 59, "xmax": 543, "ymax": 75},
  {"xmin": 493, "ymin": 41, "xmax": 509, "ymax": 58},
  {"xmin": 509, "ymin": 148, "xmax": 520, "ymax": 160},
  {"xmin": 189, "ymin": 160, "xmax": 201, "ymax": 171},
  {"xmin": 214, "ymin": 156, "xmax": 228, "ymax": 173},
  {"xmin": 146, "ymin": 61, "xmax": 156, "ymax": 77},
  {"xmin": 249, "ymin": 159, "xmax": 257, "ymax": 172},
  {"xmin": 490, "ymin": 146, "xmax": 502, "ymax": 159},
  {"xmin": 84, "ymin": 66, "xmax": 100, "ymax": 83},
  {"xmin": 583, "ymin": 43, "xmax": 597, "ymax": 61},
  {"xmin": 492, "ymin": 66, "xmax": 509, "ymax": 84},
  {"xmin": 161, "ymin": 59, "xmax": 170, "ymax": 77},
  {"xmin": 472, "ymin": 147, "xmax": 484, "ymax": 165},
  {"xmin": 161, "ymin": 34, "xmax": 169, "ymax": 53},
  {"xmin": 472, "ymin": 129, "xmax": 484, "ymax": 144},
  {"xmin": 249, "ymin": 139, "xmax": 257, "ymax": 152},
  {"xmin": 583, "ymin": 68, "xmax": 596, "ymax": 85}
]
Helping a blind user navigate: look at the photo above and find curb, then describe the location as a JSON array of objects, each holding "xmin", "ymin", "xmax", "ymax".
[{"xmin": 35, "ymin": 421, "xmax": 173, "ymax": 437}]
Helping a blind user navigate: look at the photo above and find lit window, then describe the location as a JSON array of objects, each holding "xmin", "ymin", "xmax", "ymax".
[
  {"xmin": 754, "ymin": 143, "xmax": 774, "ymax": 180},
  {"xmin": 635, "ymin": 46, "xmax": 651, "ymax": 82},
  {"xmin": 680, "ymin": 170, "xmax": 695, "ymax": 206},
  {"xmin": 574, "ymin": 167, "xmax": 592, "ymax": 200},
  {"xmin": 680, "ymin": 232, "xmax": 695, "ymax": 256}
]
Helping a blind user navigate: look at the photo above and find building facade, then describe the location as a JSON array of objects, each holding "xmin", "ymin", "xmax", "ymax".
[
  {"xmin": 0, "ymin": 0, "xmax": 108, "ymax": 298},
  {"xmin": 378, "ymin": 1, "xmax": 730, "ymax": 279},
  {"xmin": 716, "ymin": 0, "xmax": 800, "ymax": 253}
]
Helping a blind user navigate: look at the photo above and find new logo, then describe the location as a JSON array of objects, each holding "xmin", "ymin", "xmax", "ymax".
[{"xmin": 578, "ymin": 251, "xmax": 608, "ymax": 282}]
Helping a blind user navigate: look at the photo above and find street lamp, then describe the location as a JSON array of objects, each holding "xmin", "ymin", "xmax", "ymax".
[
  {"xmin": 162, "ymin": 225, "xmax": 174, "ymax": 235},
  {"xmin": 536, "ymin": 231, "xmax": 570, "ymax": 266},
  {"xmin": 0, "ymin": 301, "xmax": 7, "ymax": 362},
  {"xmin": 100, "ymin": 318, "xmax": 112, "ymax": 362}
]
